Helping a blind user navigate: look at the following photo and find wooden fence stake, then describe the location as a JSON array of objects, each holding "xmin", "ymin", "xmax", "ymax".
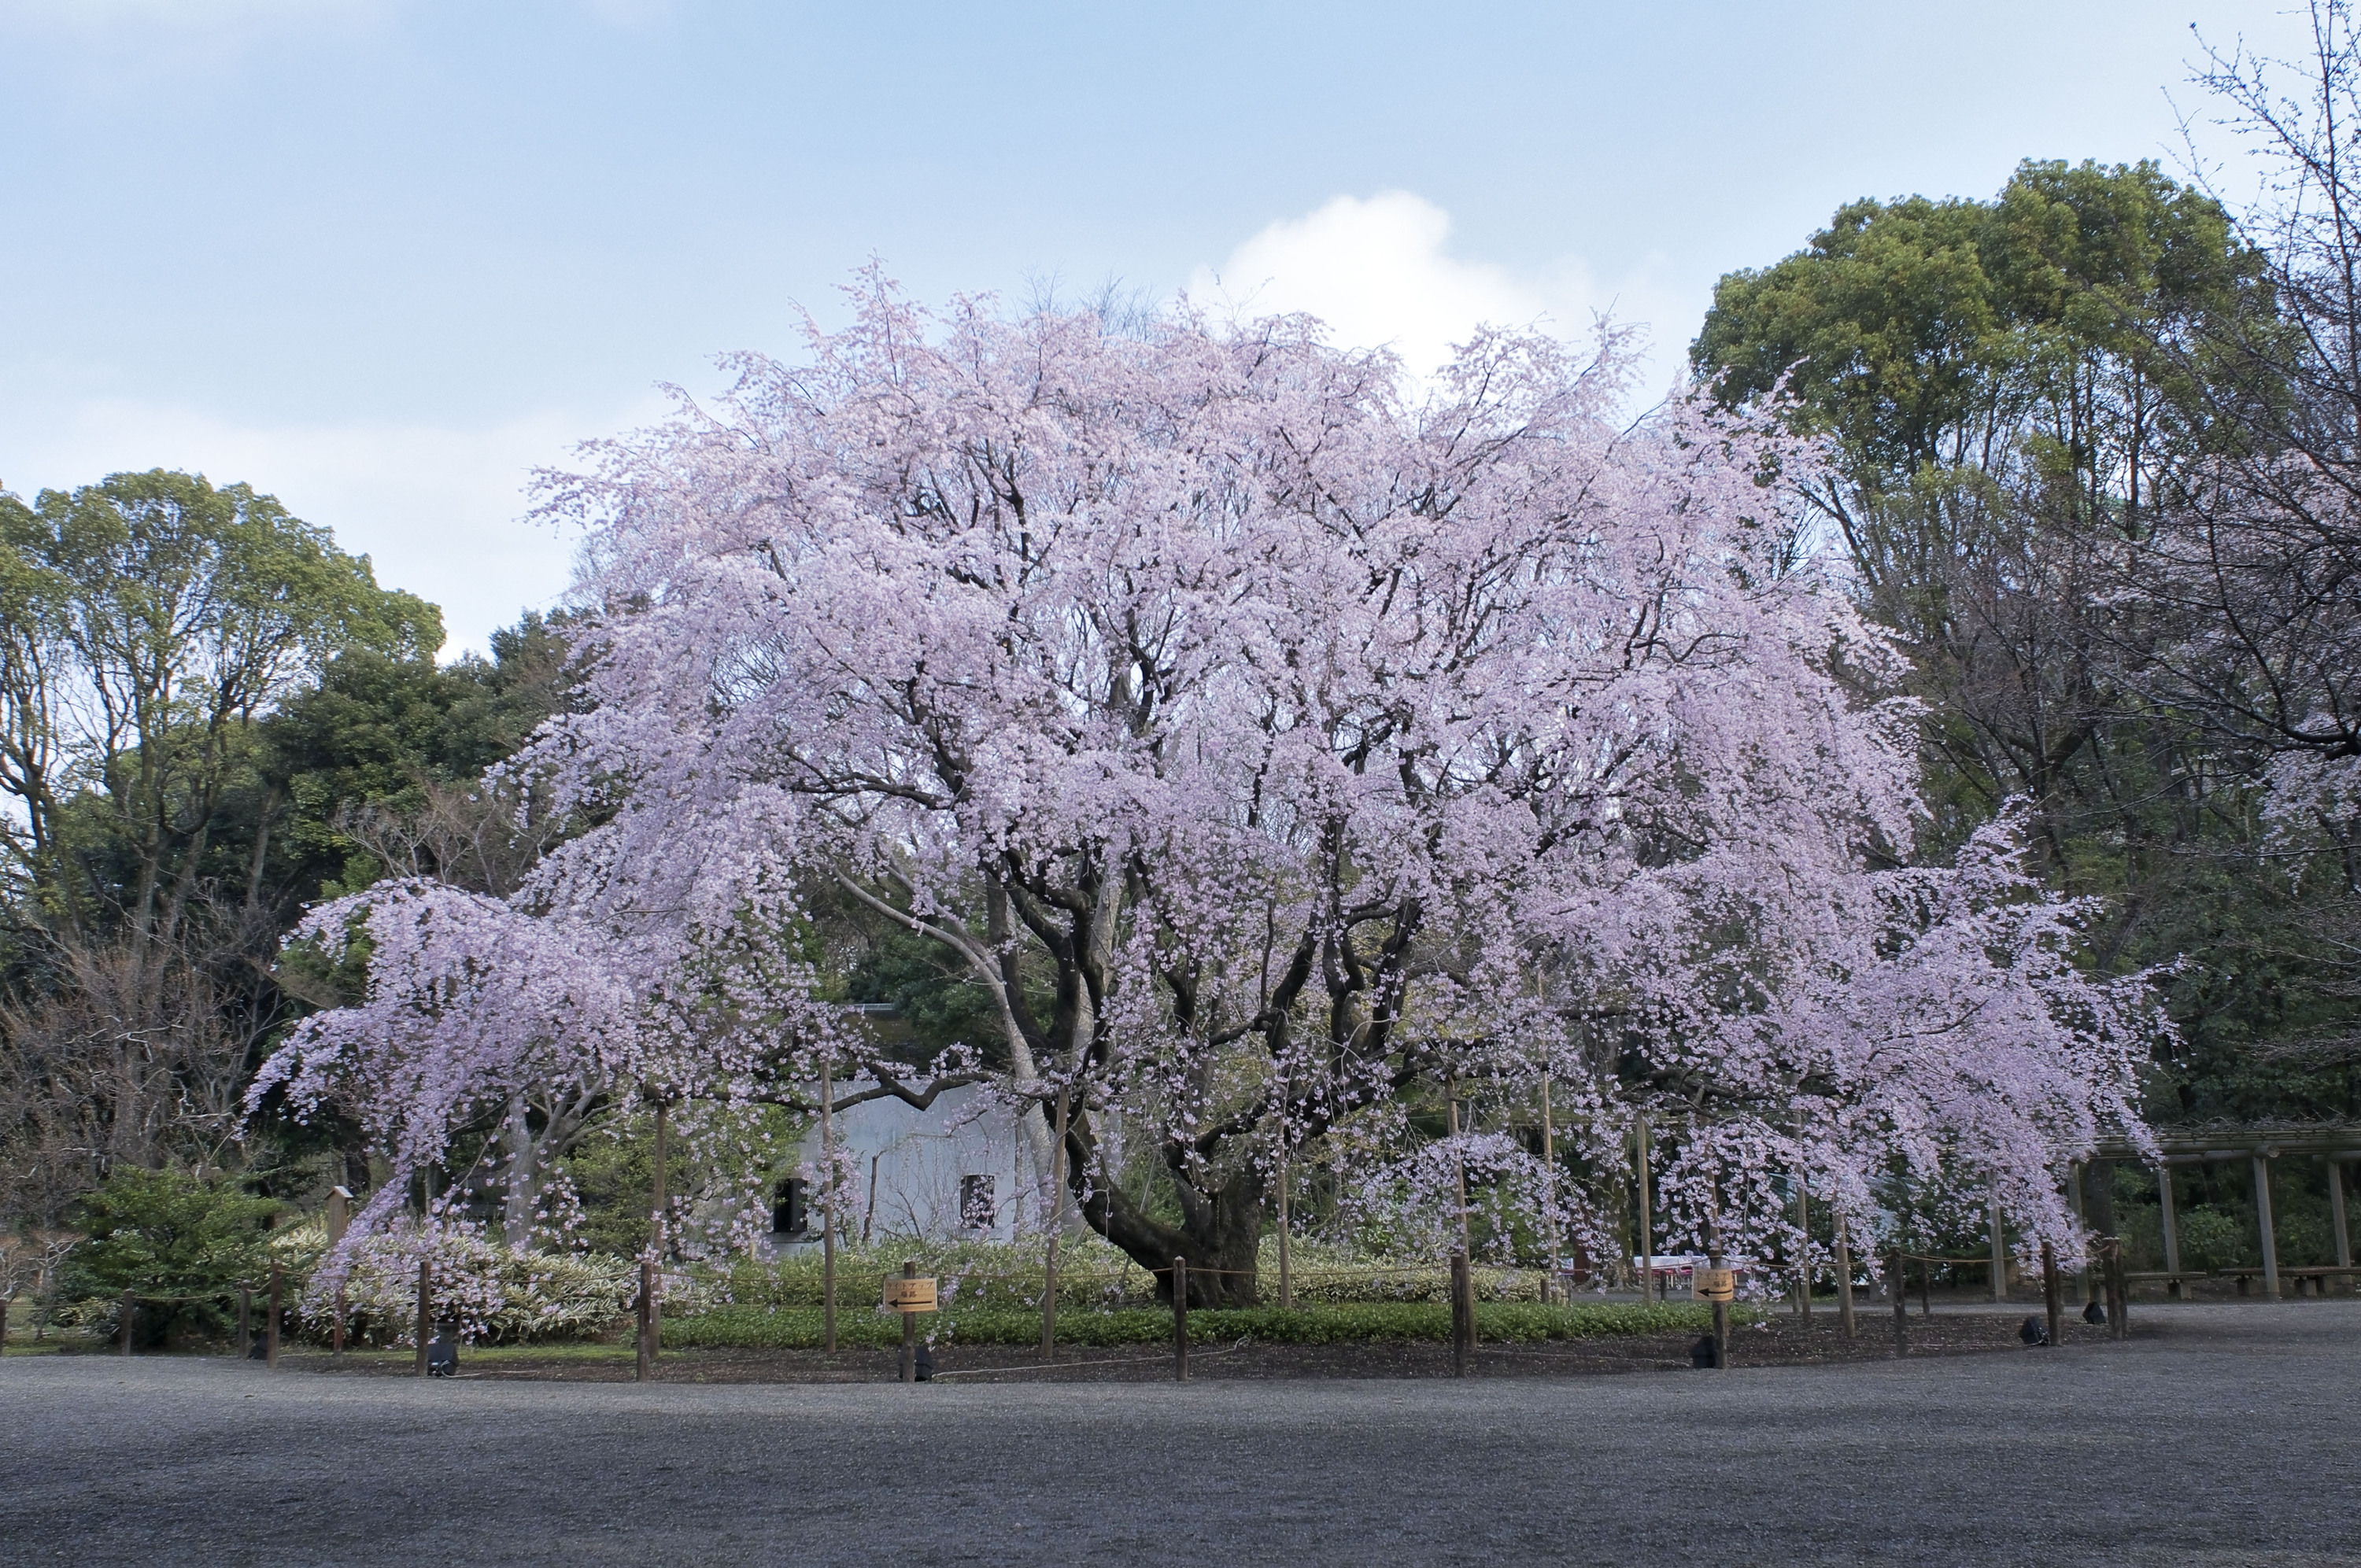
[
  {"xmin": 333, "ymin": 1282, "xmax": 346, "ymax": 1357},
  {"xmin": 1450, "ymin": 1250, "xmax": 1473, "ymax": 1377},
  {"xmin": 415, "ymin": 1259, "xmax": 431, "ymax": 1377},
  {"xmin": 1889, "ymin": 1249, "xmax": 1907, "ymax": 1358},
  {"xmin": 2106, "ymin": 1236, "xmax": 2128, "ymax": 1338},
  {"xmin": 266, "ymin": 1264, "xmax": 281, "ymax": 1368},
  {"xmin": 636, "ymin": 1258, "xmax": 654, "ymax": 1382},
  {"xmin": 120, "ymin": 1289, "xmax": 135, "ymax": 1356},
  {"xmin": 238, "ymin": 1286, "xmax": 252, "ymax": 1360},
  {"xmin": 900, "ymin": 1260, "xmax": 919, "ymax": 1383},
  {"xmin": 1172, "ymin": 1256, "xmax": 1189, "ymax": 1382},
  {"xmin": 2041, "ymin": 1240, "xmax": 2062, "ymax": 1350},
  {"xmin": 1835, "ymin": 1230, "xmax": 1855, "ymax": 1339},
  {"xmin": 1919, "ymin": 1253, "xmax": 1933, "ymax": 1319}
]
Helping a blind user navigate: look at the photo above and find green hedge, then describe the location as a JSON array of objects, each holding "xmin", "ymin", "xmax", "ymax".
[{"xmin": 663, "ymin": 1300, "xmax": 1734, "ymax": 1351}]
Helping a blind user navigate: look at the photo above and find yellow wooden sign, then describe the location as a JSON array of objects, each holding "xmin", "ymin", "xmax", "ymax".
[
  {"xmin": 882, "ymin": 1276, "xmax": 939, "ymax": 1312},
  {"xmin": 1693, "ymin": 1267, "xmax": 1736, "ymax": 1303}
]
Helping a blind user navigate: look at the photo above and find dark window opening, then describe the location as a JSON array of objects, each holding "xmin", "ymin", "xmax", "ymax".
[{"xmin": 772, "ymin": 1178, "xmax": 807, "ymax": 1236}]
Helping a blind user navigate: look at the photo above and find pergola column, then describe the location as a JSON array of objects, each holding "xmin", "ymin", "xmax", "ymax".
[
  {"xmin": 2330, "ymin": 1157, "xmax": 2352, "ymax": 1295},
  {"xmin": 2252, "ymin": 1152, "xmax": 2281, "ymax": 1300}
]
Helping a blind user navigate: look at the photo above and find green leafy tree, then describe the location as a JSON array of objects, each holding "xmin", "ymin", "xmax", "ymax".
[
  {"xmin": 61, "ymin": 1165, "xmax": 283, "ymax": 1345},
  {"xmin": 1694, "ymin": 161, "xmax": 2355, "ymax": 1124}
]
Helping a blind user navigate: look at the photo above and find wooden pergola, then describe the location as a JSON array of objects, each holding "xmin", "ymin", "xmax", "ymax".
[{"xmin": 2090, "ymin": 1123, "xmax": 2359, "ymax": 1299}]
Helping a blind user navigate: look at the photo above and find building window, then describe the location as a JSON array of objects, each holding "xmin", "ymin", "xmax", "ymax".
[
  {"xmin": 959, "ymin": 1174, "xmax": 996, "ymax": 1230},
  {"xmin": 772, "ymin": 1178, "xmax": 807, "ymax": 1236}
]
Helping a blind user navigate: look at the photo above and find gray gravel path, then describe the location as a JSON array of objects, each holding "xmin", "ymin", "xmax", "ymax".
[{"xmin": 5, "ymin": 1301, "xmax": 2356, "ymax": 1566}]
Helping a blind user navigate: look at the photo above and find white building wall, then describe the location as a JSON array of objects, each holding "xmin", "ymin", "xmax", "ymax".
[{"xmin": 775, "ymin": 1084, "xmax": 1047, "ymax": 1250}]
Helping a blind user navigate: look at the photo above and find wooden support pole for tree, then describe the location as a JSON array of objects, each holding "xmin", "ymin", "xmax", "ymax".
[
  {"xmin": 1277, "ymin": 1149, "xmax": 1294, "ymax": 1311},
  {"xmin": 636, "ymin": 1258, "xmax": 654, "ymax": 1382},
  {"xmin": 651, "ymin": 1095, "xmax": 669, "ymax": 1357},
  {"xmin": 1919, "ymin": 1253, "xmax": 1933, "ymax": 1320},
  {"xmin": 1990, "ymin": 1201, "xmax": 2006, "ymax": 1304},
  {"xmin": 416, "ymin": 1259, "xmax": 431, "ymax": 1377},
  {"xmin": 118, "ymin": 1289, "xmax": 135, "ymax": 1356},
  {"xmin": 1539, "ymin": 1075, "xmax": 1557, "ymax": 1308},
  {"xmin": 266, "ymin": 1263, "xmax": 281, "ymax": 1368},
  {"xmin": 1447, "ymin": 1083, "xmax": 1472, "ymax": 1261},
  {"xmin": 2330, "ymin": 1159, "xmax": 2352, "ymax": 1294},
  {"xmin": 2041, "ymin": 1241, "xmax": 2062, "ymax": 1351},
  {"xmin": 1171, "ymin": 1256, "xmax": 1189, "ymax": 1382},
  {"xmin": 1889, "ymin": 1249, "xmax": 1907, "ymax": 1358},
  {"xmin": 818, "ymin": 1061, "xmax": 836, "ymax": 1356},
  {"xmin": 238, "ymin": 1286, "xmax": 252, "ymax": 1360},
  {"xmin": 2159, "ymin": 1164, "xmax": 2183, "ymax": 1298},
  {"xmin": 1043, "ymin": 1088, "xmax": 1066, "ymax": 1355},
  {"xmin": 333, "ymin": 1282, "xmax": 347, "ymax": 1357},
  {"xmin": 1635, "ymin": 1114, "xmax": 1653, "ymax": 1304},
  {"xmin": 1450, "ymin": 1249, "xmax": 1474, "ymax": 1377},
  {"xmin": 2252, "ymin": 1153, "xmax": 2281, "ymax": 1300},
  {"xmin": 900, "ymin": 1260, "xmax": 918, "ymax": 1384},
  {"xmin": 1795, "ymin": 1180, "xmax": 1811, "ymax": 1326},
  {"xmin": 1834, "ymin": 1228, "xmax": 1855, "ymax": 1340}
]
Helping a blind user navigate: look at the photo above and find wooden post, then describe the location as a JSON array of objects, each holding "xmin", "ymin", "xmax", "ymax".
[
  {"xmin": 1171, "ymin": 1256, "xmax": 1189, "ymax": 1382},
  {"xmin": 1276, "ymin": 1149, "xmax": 1294, "ymax": 1311},
  {"xmin": 1889, "ymin": 1249, "xmax": 1907, "ymax": 1357},
  {"xmin": 1795, "ymin": 1180, "xmax": 1811, "ymax": 1325},
  {"xmin": 1043, "ymin": 1088, "xmax": 1066, "ymax": 1355},
  {"xmin": 651, "ymin": 1095, "xmax": 669, "ymax": 1357},
  {"xmin": 2067, "ymin": 1161, "xmax": 2090, "ymax": 1307},
  {"xmin": 2330, "ymin": 1159, "xmax": 2352, "ymax": 1294},
  {"xmin": 900, "ymin": 1260, "xmax": 918, "ymax": 1384},
  {"xmin": 327, "ymin": 1186, "xmax": 350, "ymax": 1246},
  {"xmin": 119, "ymin": 1289, "xmax": 135, "ymax": 1356},
  {"xmin": 238, "ymin": 1286, "xmax": 252, "ymax": 1360},
  {"xmin": 415, "ymin": 1259, "xmax": 431, "ymax": 1376},
  {"xmin": 1919, "ymin": 1253, "xmax": 1933, "ymax": 1319},
  {"xmin": 2105, "ymin": 1236, "xmax": 2127, "ymax": 1338},
  {"xmin": 2159, "ymin": 1164, "xmax": 2183, "ymax": 1298},
  {"xmin": 1447, "ymin": 1084, "xmax": 1472, "ymax": 1260},
  {"xmin": 2041, "ymin": 1241, "xmax": 2062, "ymax": 1351},
  {"xmin": 1635, "ymin": 1114, "xmax": 1653, "ymax": 1303},
  {"xmin": 1450, "ymin": 1249, "xmax": 1473, "ymax": 1377},
  {"xmin": 1834, "ymin": 1228, "xmax": 1855, "ymax": 1340},
  {"xmin": 1539, "ymin": 1074, "xmax": 1557, "ymax": 1308},
  {"xmin": 1990, "ymin": 1201, "xmax": 2006, "ymax": 1303},
  {"xmin": 333, "ymin": 1281, "xmax": 347, "ymax": 1357},
  {"xmin": 266, "ymin": 1263, "xmax": 281, "ymax": 1368},
  {"xmin": 818, "ymin": 1062, "xmax": 836, "ymax": 1356},
  {"xmin": 2252, "ymin": 1153, "xmax": 2281, "ymax": 1300},
  {"xmin": 636, "ymin": 1258, "xmax": 653, "ymax": 1382}
]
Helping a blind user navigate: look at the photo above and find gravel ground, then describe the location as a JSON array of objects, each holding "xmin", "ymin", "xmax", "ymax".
[{"xmin": 3, "ymin": 1301, "xmax": 2355, "ymax": 1566}]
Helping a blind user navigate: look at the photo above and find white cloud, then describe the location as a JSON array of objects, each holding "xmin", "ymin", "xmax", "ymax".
[
  {"xmin": 1189, "ymin": 190, "xmax": 1698, "ymax": 408},
  {"xmin": 0, "ymin": 398, "xmax": 646, "ymax": 658}
]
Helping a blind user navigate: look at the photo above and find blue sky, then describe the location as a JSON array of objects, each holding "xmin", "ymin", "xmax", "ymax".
[{"xmin": 0, "ymin": 0, "xmax": 2311, "ymax": 652}]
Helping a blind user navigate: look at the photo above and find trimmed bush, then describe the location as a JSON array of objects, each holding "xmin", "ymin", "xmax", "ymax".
[{"xmin": 663, "ymin": 1299, "xmax": 1731, "ymax": 1351}]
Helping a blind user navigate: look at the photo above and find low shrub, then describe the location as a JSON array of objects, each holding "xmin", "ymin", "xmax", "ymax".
[{"xmin": 662, "ymin": 1299, "xmax": 1730, "ymax": 1351}]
